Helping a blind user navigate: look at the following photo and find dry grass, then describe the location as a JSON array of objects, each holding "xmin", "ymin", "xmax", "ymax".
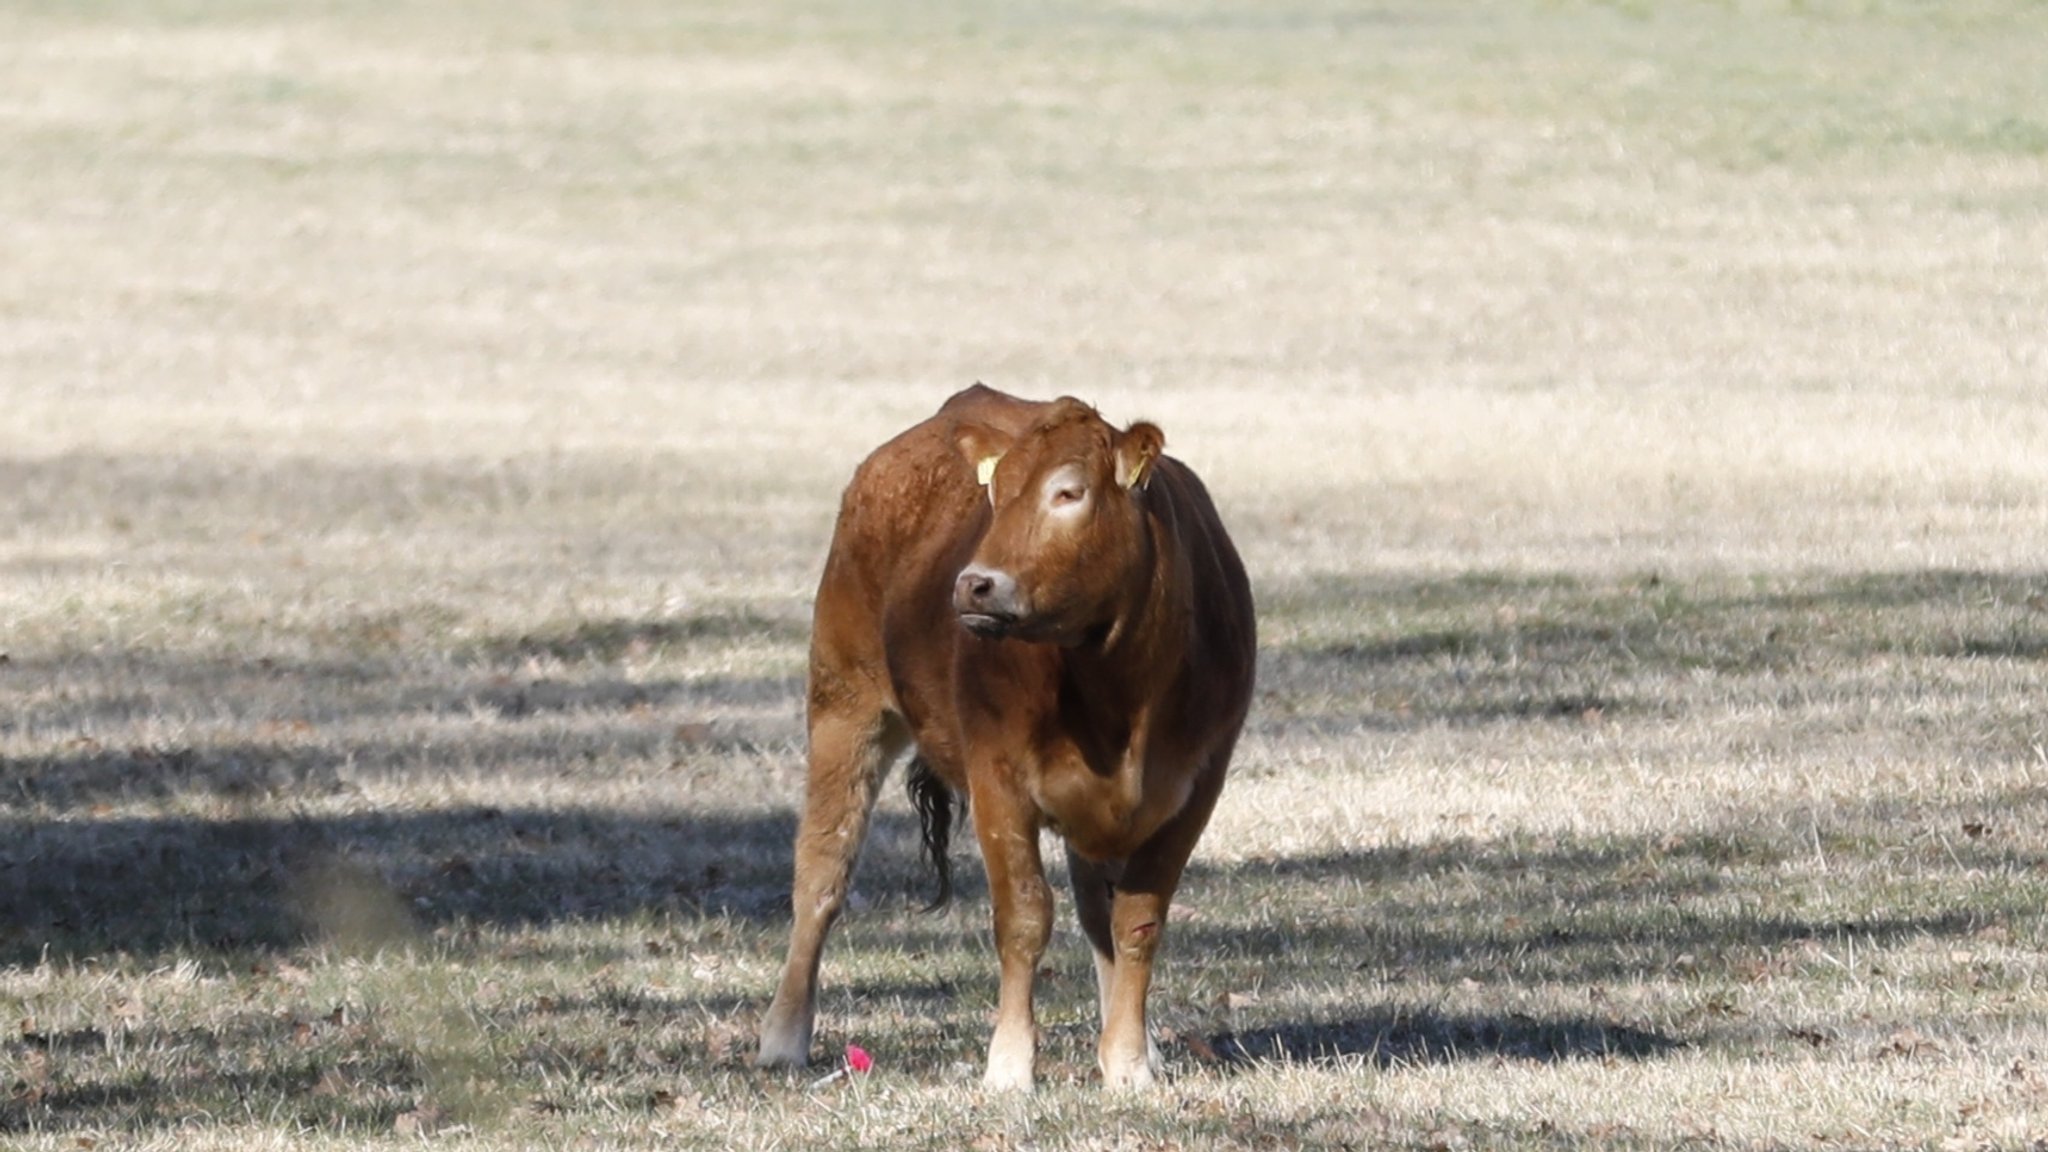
[{"xmin": 4, "ymin": 0, "xmax": 2048, "ymax": 1148}]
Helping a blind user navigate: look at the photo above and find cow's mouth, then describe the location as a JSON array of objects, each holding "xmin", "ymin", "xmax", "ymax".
[{"xmin": 958, "ymin": 611, "xmax": 1019, "ymax": 639}]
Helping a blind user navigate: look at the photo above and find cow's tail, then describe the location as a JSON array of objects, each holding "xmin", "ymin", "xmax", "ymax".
[{"xmin": 904, "ymin": 755, "xmax": 959, "ymax": 912}]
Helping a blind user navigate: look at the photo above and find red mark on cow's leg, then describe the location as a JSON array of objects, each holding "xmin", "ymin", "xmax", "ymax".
[{"xmin": 1129, "ymin": 921, "xmax": 1158, "ymax": 941}]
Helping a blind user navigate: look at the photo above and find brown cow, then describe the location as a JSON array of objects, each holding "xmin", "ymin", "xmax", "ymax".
[{"xmin": 755, "ymin": 384, "xmax": 1256, "ymax": 1090}]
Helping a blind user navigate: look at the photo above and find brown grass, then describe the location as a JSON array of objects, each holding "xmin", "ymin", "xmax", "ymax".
[{"xmin": 4, "ymin": 0, "xmax": 2048, "ymax": 1148}]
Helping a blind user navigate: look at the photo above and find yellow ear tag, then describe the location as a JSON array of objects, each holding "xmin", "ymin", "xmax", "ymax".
[{"xmin": 976, "ymin": 456, "xmax": 1000, "ymax": 486}]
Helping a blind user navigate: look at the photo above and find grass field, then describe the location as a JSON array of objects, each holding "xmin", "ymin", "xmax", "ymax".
[{"xmin": 4, "ymin": 0, "xmax": 2048, "ymax": 1147}]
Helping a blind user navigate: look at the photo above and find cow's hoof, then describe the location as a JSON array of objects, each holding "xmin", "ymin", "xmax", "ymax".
[
  {"xmin": 982, "ymin": 1067, "xmax": 1035, "ymax": 1092},
  {"xmin": 983, "ymin": 1023, "xmax": 1038, "ymax": 1091},
  {"xmin": 1101, "ymin": 1057, "xmax": 1157, "ymax": 1092},
  {"xmin": 1098, "ymin": 1030, "xmax": 1163, "ymax": 1090},
  {"xmin": 982, "ymin": 1049, "xmax": 1036, "ymax": 1092},
  {"xmin": 754, "ymin": 1043, "xmax": 809, "ymax": 1070},
  {"xmin": 755, "ymin": 1023, "xmax": 812, "ymax": 1069}
]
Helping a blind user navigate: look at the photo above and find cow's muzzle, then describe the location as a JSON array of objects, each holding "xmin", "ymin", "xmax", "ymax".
[{"xmin": 954, "ymin": 565, "xmax": 1024, "ymax": 637}]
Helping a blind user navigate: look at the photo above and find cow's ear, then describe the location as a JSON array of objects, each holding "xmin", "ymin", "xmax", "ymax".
[
  {"xmin": 1116, "ymin": 422, "xmax": 1165, "ymax": 490},
  {"xmin": 956, "ymin": 422, "xmax": 1007, "ymax": 489}
]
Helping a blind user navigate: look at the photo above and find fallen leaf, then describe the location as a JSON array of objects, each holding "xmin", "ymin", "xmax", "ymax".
[
  {"xmin": 394, "ymin": 1105, "xmax": 446, "ymax": 1136},
  {"xmin": 1424, "ymin": 1125, "xmax": 1468, "ymax": 1152},
  {"xmin": 18, "ymin": 1050, "xmax": 49, "ymax": 1103},
  {"xmin": 1879, "ymin": 1028, "xmax": 1943, "ymax": 1059}
]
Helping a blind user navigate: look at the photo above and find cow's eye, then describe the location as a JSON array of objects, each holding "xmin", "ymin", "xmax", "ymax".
[{"xmin": 1050, "ymin": 485, "xmax": 1086, "ymax": 507}]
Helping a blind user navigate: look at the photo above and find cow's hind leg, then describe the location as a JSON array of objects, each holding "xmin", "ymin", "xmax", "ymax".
[
  {"xmin": 756, "ymin": 706, "xmax": 907, "ymax": 1068},
  {"xmin": 1066, "ymin": 847, "xmax": 1163, "ymax": 1082},
  {"xmin": 1095, "ymin": 759, "xmax": 1229, "ymax": 1090},
  {"xmin": 1067, "ymin": 845, "xmax": 1117, "ymax": 1022}
]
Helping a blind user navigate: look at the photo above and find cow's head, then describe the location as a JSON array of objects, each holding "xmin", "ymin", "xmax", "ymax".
[{"xmin": 952, "ymin": 398, "xmax": 1164, "ymax": 644}]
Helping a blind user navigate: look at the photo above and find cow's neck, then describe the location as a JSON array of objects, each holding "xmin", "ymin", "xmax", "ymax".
[{"xmin": 1062, "ymin": 495, "xmax": 1186, "ymax": 746}]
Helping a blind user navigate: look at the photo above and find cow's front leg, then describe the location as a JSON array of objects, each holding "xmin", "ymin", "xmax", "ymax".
[{"xmin": 972, "ymin": 785, "xmax": 1050, "ymax": 1091}]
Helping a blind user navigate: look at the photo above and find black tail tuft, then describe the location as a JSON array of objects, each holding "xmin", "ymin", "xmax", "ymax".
[{"xmin": 904, "ymin": 756, "xmax": 958, "ymax": 911}]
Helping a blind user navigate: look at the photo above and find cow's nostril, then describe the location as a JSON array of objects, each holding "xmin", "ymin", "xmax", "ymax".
[
  {"xmin": 955, "ymin": 567, "xmax": 1014, "ymax": 619},
  {"xmin": 957, "ymin": 567, "xmax": 996, "ymax": 600}
]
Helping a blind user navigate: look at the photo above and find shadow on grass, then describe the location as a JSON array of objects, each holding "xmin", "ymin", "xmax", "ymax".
[
  {"xmin": 1258, "ymin": 567, "xmax": 2048, "ymax": 729},
  {"xmin": 0, "ymin": 780, "xmax": 2037, "ymax": 1137},
  {"xmin": 11, "ymin": 781, "xmax": 2021, "ymax": 1004},
  {"xmin": 1209, "ymin": 1006, "xmax": 1683, "ymax": 1068},
  {"xmin": 0, "ymin": 641, "xmax": 808, "ymax": 966},
  {"xmin": 3, "ymin": 1014, "xmax": 419, "ymax": 1135},
  {"xmin": 1169, "ymin": 835, "xmax": 2015, "ymax": 986},
  {"xmin": 2, "ymin": 567, "xmax": 2044, "ymax": 1137},
  {"xmin": 0, "ymin": 703, "xmax": 793, "ymax": 811},
  {"xmin": 4, "ymin": 566, "xmax": 2042, "ymax": 970},
  {"xmin": 0, "ymin": 804, "xmax": 811, "ymax": 964}
]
